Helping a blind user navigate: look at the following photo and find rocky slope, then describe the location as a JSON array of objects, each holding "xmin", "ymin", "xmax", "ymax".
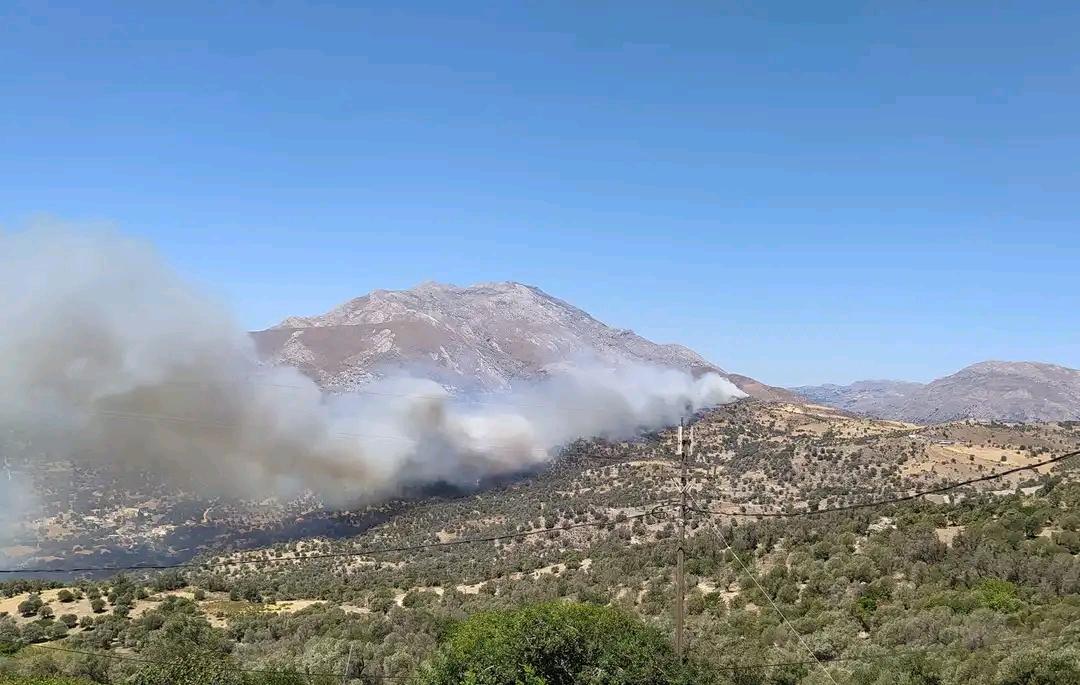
[
  {"xmin": 251, "ymin": 281, "xmax": 795, "ymax": 400},
  {"xmin": 793, "ymin": 361, "xmax": 1080, "ymax": 423}
]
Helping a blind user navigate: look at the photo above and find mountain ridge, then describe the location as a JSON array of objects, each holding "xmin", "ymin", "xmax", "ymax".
[
  {"xmin": 253, "ymin": 281, "xmax": 796, "ymax": 401},
  {"xmin": 793, "ymin": 360, "xmax": 1080, "ymax": 423}
]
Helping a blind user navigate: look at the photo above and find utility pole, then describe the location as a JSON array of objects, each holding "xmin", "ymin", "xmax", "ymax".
[
  {"xmin": 341, "ymin": 642, "xmax": 354, "ymax": 685},
  {"xmin": 675, "ymin": 418, "xmax": 693, "ymax": 661}
]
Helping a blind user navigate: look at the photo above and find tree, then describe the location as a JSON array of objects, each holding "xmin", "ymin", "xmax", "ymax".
[
  {"xmin": 59, "ymin": 613, "xmax": 79, "ymax": 629},
  {"xmin": 0, "ymin": 616, "xmax": 20, "ymax": 654},
  {"xmin": 20, "ymin": 622, "xmax": 46, "ymax": 644},
  {"xmin": 90, "ymin": 598, "xmax": 106, "ymax": 613},
  {"xmin": 57, "ymin": 589, "xmax": 75, "ymax": 603},
  {"xmin": 113, "ymin": 600, "xmax": 132, "ymax": 618},
  {"xmin": 369, "ymin": 587, "xmax": 395, "ymax": 613},
  {"xmin": 416, "ymin": 601, "xmax": 717, "ymax": 685},
  {"xmin": 18, "ymin": 593, "xmax": 43, "ymax": 617}
]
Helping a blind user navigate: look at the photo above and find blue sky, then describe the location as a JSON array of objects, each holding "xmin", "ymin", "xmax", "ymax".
[{"xmin": 2, "ymin": 1, "xmax": 1078, "ymax": 386}]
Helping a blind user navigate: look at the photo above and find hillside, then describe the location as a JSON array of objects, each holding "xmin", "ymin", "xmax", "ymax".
[
  {"xmin": 251, "ymin": 281, "xmax": 797, "ymax": 401},
  {"xmin": 2, "ymin": 401, "xmax": 1078, "ymax": 683},
  {"xmin": 793, "ymin": 361, "xmax": 1080, "ymax": 424}
]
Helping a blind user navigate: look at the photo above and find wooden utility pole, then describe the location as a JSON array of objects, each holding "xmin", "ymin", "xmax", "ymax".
[{"xmin": 675, "ymin": 418, "xmax": 692, "ymax": 661}]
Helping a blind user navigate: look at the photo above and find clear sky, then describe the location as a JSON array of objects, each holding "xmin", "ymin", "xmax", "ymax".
[{"xmin": 2, "ymin": 1, "xmax": 1078, "ymax": 386}]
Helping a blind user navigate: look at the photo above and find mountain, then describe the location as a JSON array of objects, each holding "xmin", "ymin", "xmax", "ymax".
[
  {"xmin": 251, "ymin": 281, "xmax": 795, "ymax": 400},
  {"xmin": 792, "ymin": 380, "xmax": 925, "ymax": 416},
  {"xmin": 793, "ymin": 361, "xmax": 1080, "ymax": 424}
]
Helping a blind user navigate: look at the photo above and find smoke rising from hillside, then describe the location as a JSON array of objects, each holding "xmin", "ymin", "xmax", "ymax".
[{"xmin": 0, "ymin": 227, "xmax": 744, "ymax": 518}]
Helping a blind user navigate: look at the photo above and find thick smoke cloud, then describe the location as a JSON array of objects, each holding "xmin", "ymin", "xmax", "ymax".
[{"xmin": 0, "ymin": 226, "xmax": 744, "ymax": 519}]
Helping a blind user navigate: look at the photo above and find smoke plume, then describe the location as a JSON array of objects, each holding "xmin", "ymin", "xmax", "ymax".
[{"xmin": 0, "ymin": 226, "xmax": 744, "ymax": 516}]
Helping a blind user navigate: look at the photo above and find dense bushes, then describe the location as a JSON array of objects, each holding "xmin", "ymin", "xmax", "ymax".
[{"xmin": 415, "ymin": 602, "xmax": 715, "ymax": 685}]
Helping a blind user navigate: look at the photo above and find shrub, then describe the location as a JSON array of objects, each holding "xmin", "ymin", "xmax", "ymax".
[
  {"xmin": 18, "ymin": 594, "xmax": 43, "ymax": 617},
  {"xmin": 415, "ymin": 601, "xmax": 717, "ymax": 685},
  {"xmin": 996, "ymin": 646, "xmax": 1080, "ymax": 684},
  {"xmin": 974, "ymin": 578, "xmax": 1023, "ymax": 613}
]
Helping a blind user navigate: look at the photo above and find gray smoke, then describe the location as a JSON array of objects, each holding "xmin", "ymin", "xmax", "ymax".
[{"xmin": 0, "ymin": 225, "xmax": 744, "ymax": 521}]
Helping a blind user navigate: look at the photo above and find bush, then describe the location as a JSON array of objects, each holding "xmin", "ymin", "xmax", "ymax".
[
  {"xmin": 46, "ymin": 622, "xmax": 69, "ymax": 640},
  {"xmin": 152, "ymin": 570, "xmax": 187, "ymax": 592},
  {"xmin": 126, "ymin": 651, "xmax": 314, "ymax": 685},
  {"xmin": 415, "ymin": 601, "xmax": 717, "ymax": 685},
  {"xmin": 18, "ymin": 594, "xmax": 43, "ymax": 617},
  {"xmin": 20, "ymin": 622, "xmax": 46, "ymax": 644},
  {"xmin": 996, "ymin": 646, "xmax": 1080, "ymax": 684},
  {"xmin": 974, "ymin": 578, "xmax": 1023, "ymax": 613}
]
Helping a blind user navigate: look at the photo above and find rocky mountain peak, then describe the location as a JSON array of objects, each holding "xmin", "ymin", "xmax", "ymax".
[{"xmin": 254, "ymin": 281, "xmax": 793, "ymax": 400}]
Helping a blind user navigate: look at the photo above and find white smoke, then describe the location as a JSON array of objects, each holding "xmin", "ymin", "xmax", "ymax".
[
  {"xmin": 0, "ymin": 225, "xmax": 745, "ymax": 519},
  {"xmin": 0, "ymin": 472, "xmax": 39, "ymax": 558}
]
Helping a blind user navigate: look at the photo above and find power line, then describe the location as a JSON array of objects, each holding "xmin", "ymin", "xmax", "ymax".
[
  {"xmin": 690, "ymin": 495, "xmax": 839, "ymax": 684},
  {"xmin": 4, "ymin": 442, "xmax": 1074, "ymax": 575},
  {"xmin": 0, "ymin": 503, "xmax": 674, "ymax": 575},
  {"xmin": 689, "ymin": 447, "xmax": 1080, "ymax": 519},
  {"xmin": 668, "ymin": 428, "xmax": 1080, "ymax": 665},
  {"xmin": 674, "ymin": 419, "xmax": 692, "ymax": 662}
]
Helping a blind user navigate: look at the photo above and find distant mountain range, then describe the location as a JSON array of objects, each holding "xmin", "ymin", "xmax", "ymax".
[
  {"xmin": 251, "ymin": 281, "xmax": 796, "ymax": 401},
  {"xmin": 793, "ymin": 361, "xmax": 1080, "ymax": 423}
]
